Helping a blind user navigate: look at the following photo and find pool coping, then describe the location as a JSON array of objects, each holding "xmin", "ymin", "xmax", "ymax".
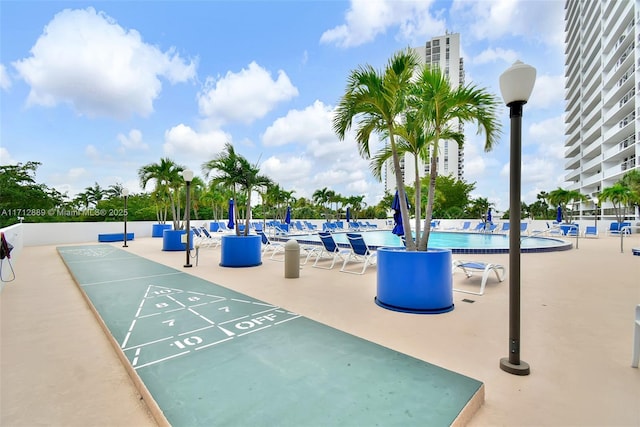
[{"xmin": 272, "ymin": 230, "xmax": 573, "ymax": 254}]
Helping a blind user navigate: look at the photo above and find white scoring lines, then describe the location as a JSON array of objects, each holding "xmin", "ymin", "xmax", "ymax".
[{"xmin": 122, "ymin": 285, "xmax": 301, "ymax": 370}]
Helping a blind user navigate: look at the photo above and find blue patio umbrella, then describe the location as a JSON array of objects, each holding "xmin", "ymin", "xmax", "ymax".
[
  {"xmin": 556, "ymin": 206, "xmax": 562, "ymax": 223},
  {"xmin": 391, "ymin": 190, "xmax": 410, "ymax": 236},
  {"xmin": 346, "ymin": 207, "xmax": 351, "ymax": 222},
  {"xmin": 227, "ymin": 199, "xmax": 235, "ymax": 229},
  {"xmin": 487, "ymin": 208, "xmax": 492, "ymax": 224},
  {"xmin": 285, "ymin": 206, "xmax": 291, "ymax": 224}
]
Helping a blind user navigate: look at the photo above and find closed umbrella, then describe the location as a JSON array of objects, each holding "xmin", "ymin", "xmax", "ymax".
[
  {"xmin": 346, "ymin": 207, "xmax": 351, "ymax": 222},
  {"xmin": 227, "ymin": 199, "xmax": 235, "ymax": 229},
  {"xmin": 556, "ymin": 206, "xmax": 562, "ymax": 223},
  {"xmin": 285, "ymin": 206, "xmax": 291, "ymax": 224},
  {"xmin": 391, "ymin": 190, "xmax": 409, "ymax": 237},
  {"xmin": 487, "ymin": 208, "xmax": 492, "ymax": 224}
]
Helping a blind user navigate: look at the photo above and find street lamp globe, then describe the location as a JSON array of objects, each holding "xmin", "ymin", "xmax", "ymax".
[
  {"xmin": 182, "ymin": 169, "xmax": 194, "ymax": 183},
  {"xmin": 499, "ymin": 60, "xmax": 537, "ymax": 105}
]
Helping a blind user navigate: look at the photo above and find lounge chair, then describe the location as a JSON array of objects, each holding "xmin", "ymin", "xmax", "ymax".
[
  {"xmin": 304, "ymin": 221, "xmax": 318, "ymax": 231},
  {"xmin": 633, "ymin": 305, "xmax": 640, "ymax": 368},
  {"xmin": 582, "ymin": 225, "xmax": 598, "ymax": 238},
  {"xmin": 457, "ymin": 221, "xmax": 471, "ymax": 231},
  {"xmin": 545, "ymin": 222, "xmax": 562, "ymax": 236},
  {"xmin": 607, "ymin": 222, "xmax": 631, "ymax": 236},
  {"xmin": 472, "ymin": 222, "xmax": 486, "ymax": 232},
  {"xmin": 452, "ymin": 260, "xmax": 505, "ymax": 295},
  {"xmin": 365, "ymin": 221, "xmax": 378, "ymax": 229},
  {"xmin": 257, "ymin": 231, "xmax": 286, "ymax": 259},
  {"xmin": 313, "ymin": 231, "xmax": 351, "ymax": 270},
  {"xmin": 348, "ymin": 222, "xmax": 360, "ymax": 230},
  {"xmin": 498, "ymin": 222, "xmax": 510, "ymax": 233},
  {"xmin": 322, "ymin": 222, "xmax": 338, "ymax": 233},
  {"xmin": 340, "ymin": 233, "xmax": 378, "ymax": 275},
  {"xmin": 191, "ymin": 226, "xmax": 217, "ymax": 248},
  {"xmin": 200, "ymin": 227, "xmax": 222, "ymax": 248}
]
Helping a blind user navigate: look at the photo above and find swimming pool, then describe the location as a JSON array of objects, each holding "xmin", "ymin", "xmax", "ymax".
[{"xmin": 286, "ymin": 230, "xmax": 572, "ymax": 254}]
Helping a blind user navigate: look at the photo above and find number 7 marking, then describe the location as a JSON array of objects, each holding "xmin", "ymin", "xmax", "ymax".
[{"xmin": 162, "ymin": 319, "xmax": 175, "ymax": 327}]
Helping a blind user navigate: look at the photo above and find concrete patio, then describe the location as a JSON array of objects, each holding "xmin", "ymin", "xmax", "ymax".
[{"xmin": 1, "ymin": 232, "xmax": 639, "ymax": 426}]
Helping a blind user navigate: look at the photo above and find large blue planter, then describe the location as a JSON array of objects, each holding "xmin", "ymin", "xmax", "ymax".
[
  {"xmin": 220, "ymin": 234, "xmax": 262, "ymax": 267},
  {"xmin": 152, "ymin": 223, "xmax": 172, "ymax": 237},
  {"xmin": 375, "ymin": 247, "xmax": 454, "ymax": 314},
  {"xmin": 162, "ymin": 229, "xmax": 194, "ymax": 251}
]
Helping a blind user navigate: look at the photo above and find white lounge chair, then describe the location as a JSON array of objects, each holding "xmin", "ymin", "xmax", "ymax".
[
  {"xmin": 340, "ymin": 233, "xmax": 377, "ymax": 275},
  {"xmin": 313, "ymin": 232, "xmax": 350, "ymax": 270},
  {"xmin": 452, "ymin": 260, "xmax": 505, "ymax": 295},
  {"xmin": 257, "ymin": 231, "xmax": 286, "ymax": 259}
]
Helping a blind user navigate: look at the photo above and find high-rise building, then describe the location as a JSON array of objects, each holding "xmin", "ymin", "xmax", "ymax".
[
  {"xmin": 564, "ymin": 0, "xmax": 639, "ymax": 220},
  {"xmin": 384, "ymin": 32, "xmax": 466, "ymax": 194}
]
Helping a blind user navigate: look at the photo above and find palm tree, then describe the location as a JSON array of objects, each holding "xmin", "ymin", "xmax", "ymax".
[
  {"xmin": 334, "ymin": 50, "xmax": 418, "ymax": 248},
  {"xmin": 105, "ymin": 183, "xmax": 124, "ymax": 199},
  {"xmin": 202, "ymin": 142, "xmax": 270, "ymax": 236},
  {"xmin": 599, "ymin": 183, "xmax": 634, "ymax": 226},
  {"xmin": 200, "ymin": 182, "xmax": 228, "ymax": 221},
  {"xmin": 139, "ymin": 158, "xmax": 185, "ymax": 228},
  {"xmin": 410, "ymin": 65, "xmax": 501, "ymax": 250},
  {"xmin": 312, "ymin": 187, "xmax": 332, "ymax": 220},
  {"xmin": 84, "ymin": 182, "xmax": 105, "ymax": 208},
  {"xmin": 547, "ymin": 188, "xmax": 585, "ymax": 224},
  {"xmin": 334, "ymin": 49, "xmax": 502, "ymax": 250}
]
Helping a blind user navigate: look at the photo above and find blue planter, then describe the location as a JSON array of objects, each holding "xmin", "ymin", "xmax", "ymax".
[
  {"xmin": 220, "ymin": 234, "xmax": 262, "ymax": 267},
  {"xmin": 162, "ymin": 229, "xmax": 194, "ymax": 251},
  {"xmin": 152, "ymin": 223, "xmax": 172, "ymax": 238},
  {"xmin": 375, "ymin": 247, "xmax": 454, "ymax": 314}
]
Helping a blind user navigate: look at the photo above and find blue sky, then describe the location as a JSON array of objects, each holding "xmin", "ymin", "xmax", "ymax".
[{"xmin": 0, "ymin": 0, "xmax": 566, "ymax": 212}]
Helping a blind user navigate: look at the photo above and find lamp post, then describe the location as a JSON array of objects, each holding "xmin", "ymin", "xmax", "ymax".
[
  {"xmin": 182, "ymin": 169, "xmax": 194, "ymax": 268},
  {"xmin": 122, "ymin": 188, "xmax": 130, "ymax": 248},
  {"xmin": 593, "ymin": 197, "xmax": 599, "ymax": 230},
  {"xmin": 499, "ymin": 60, "xmax": 536, "ymax": 376}
]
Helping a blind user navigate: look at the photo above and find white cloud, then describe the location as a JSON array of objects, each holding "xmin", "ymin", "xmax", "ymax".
[
  {"xmin": 472, "ymin": 47, "xmax": 519, "ymax": 65},
  {"xmin": 528, "ymin": 74, "xmax": 564, "ymax": 110},
  {"xmin": 0, "ymin": 147, "xmax": 17, "ymax": 165},
  {"xmin": 261, "ymin": 155, "xmax": 313, "ymax": 185},
  {"xmin": 262, "ymin": 100, "xmax": 335, "ymax": 147},
  {"xmin": 320, "ymin": 0, "xmax": 446, "ymax": 48},
  {"xmin": 117, "ymin": 129, "xmax": 148, "ymax": 152},
  {"xmin": 451, "ymin": 0, "xmax": 564, "ymax": 45},
  {"xmin": 0, "ymin": 64, "xmax": 11, "ymax": 91},
  {"xmin": 197, "ymin": 62, "xmax": 298, "ymax": 126},
  {"xmin": 12, "ymin": 7, "xmax": 196, "ymax": 119},
  {"xmin": 163, "ymin": 124, "xmax": 230, "ymax": 160},
  {"xmin": 527, "ymin": 114, "xmax": 565, "ymax": 154}
]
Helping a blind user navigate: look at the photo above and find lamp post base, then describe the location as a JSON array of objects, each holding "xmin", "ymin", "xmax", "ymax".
[
  {"xmin": 499, "ymin": 357, "xmax": 530, "ymax": 376},
  {"xmin": 183, "ymin": 264, "xmax": 192, "ymax": 268}
]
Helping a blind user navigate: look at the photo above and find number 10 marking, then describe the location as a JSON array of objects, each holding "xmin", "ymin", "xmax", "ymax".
[{"xmin": 172, "ymin": 336, "xmax": 203, "ymax": 349}]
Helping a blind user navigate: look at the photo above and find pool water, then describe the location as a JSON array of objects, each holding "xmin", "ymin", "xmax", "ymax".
[{"xmin": 289, "ymin": 230, "xmax": 572, "ymax": 254}]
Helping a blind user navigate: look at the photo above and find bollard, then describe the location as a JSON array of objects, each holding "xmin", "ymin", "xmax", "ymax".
[{"xmin": 284, "ymin": 239, "xmax": 300, "ymax": 278}]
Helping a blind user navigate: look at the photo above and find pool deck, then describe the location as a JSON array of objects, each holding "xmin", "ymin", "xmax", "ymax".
[{"xmin": 1, "ymin": 233, "xmax": 639, "ymax": 426}]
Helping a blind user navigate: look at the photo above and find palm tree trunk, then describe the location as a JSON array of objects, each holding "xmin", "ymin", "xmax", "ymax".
[
  {"xmin": 413, "ymin": 154, "xmax": 422, "ymax": 239},
  {"xmin": 418, "ymin": 143, "xmax": 438, "ymax": 251},
  {"xmin": 389, "ymin": 133, "xmax": 415, "ymax": 250}
]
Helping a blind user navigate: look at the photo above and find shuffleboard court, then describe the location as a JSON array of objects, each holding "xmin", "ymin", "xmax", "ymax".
[{"xmin": 58, "ymin": 245, "xmax": 484, "ymax": 426}]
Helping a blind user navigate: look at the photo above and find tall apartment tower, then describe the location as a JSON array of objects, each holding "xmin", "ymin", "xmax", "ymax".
[
  {"xmin": 384, "ymin": 32, "xmax": 465, "ymax": 194},
  {"xmin": 564, "ymin": 0, "xmax": 639, "ymax": 220}
]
